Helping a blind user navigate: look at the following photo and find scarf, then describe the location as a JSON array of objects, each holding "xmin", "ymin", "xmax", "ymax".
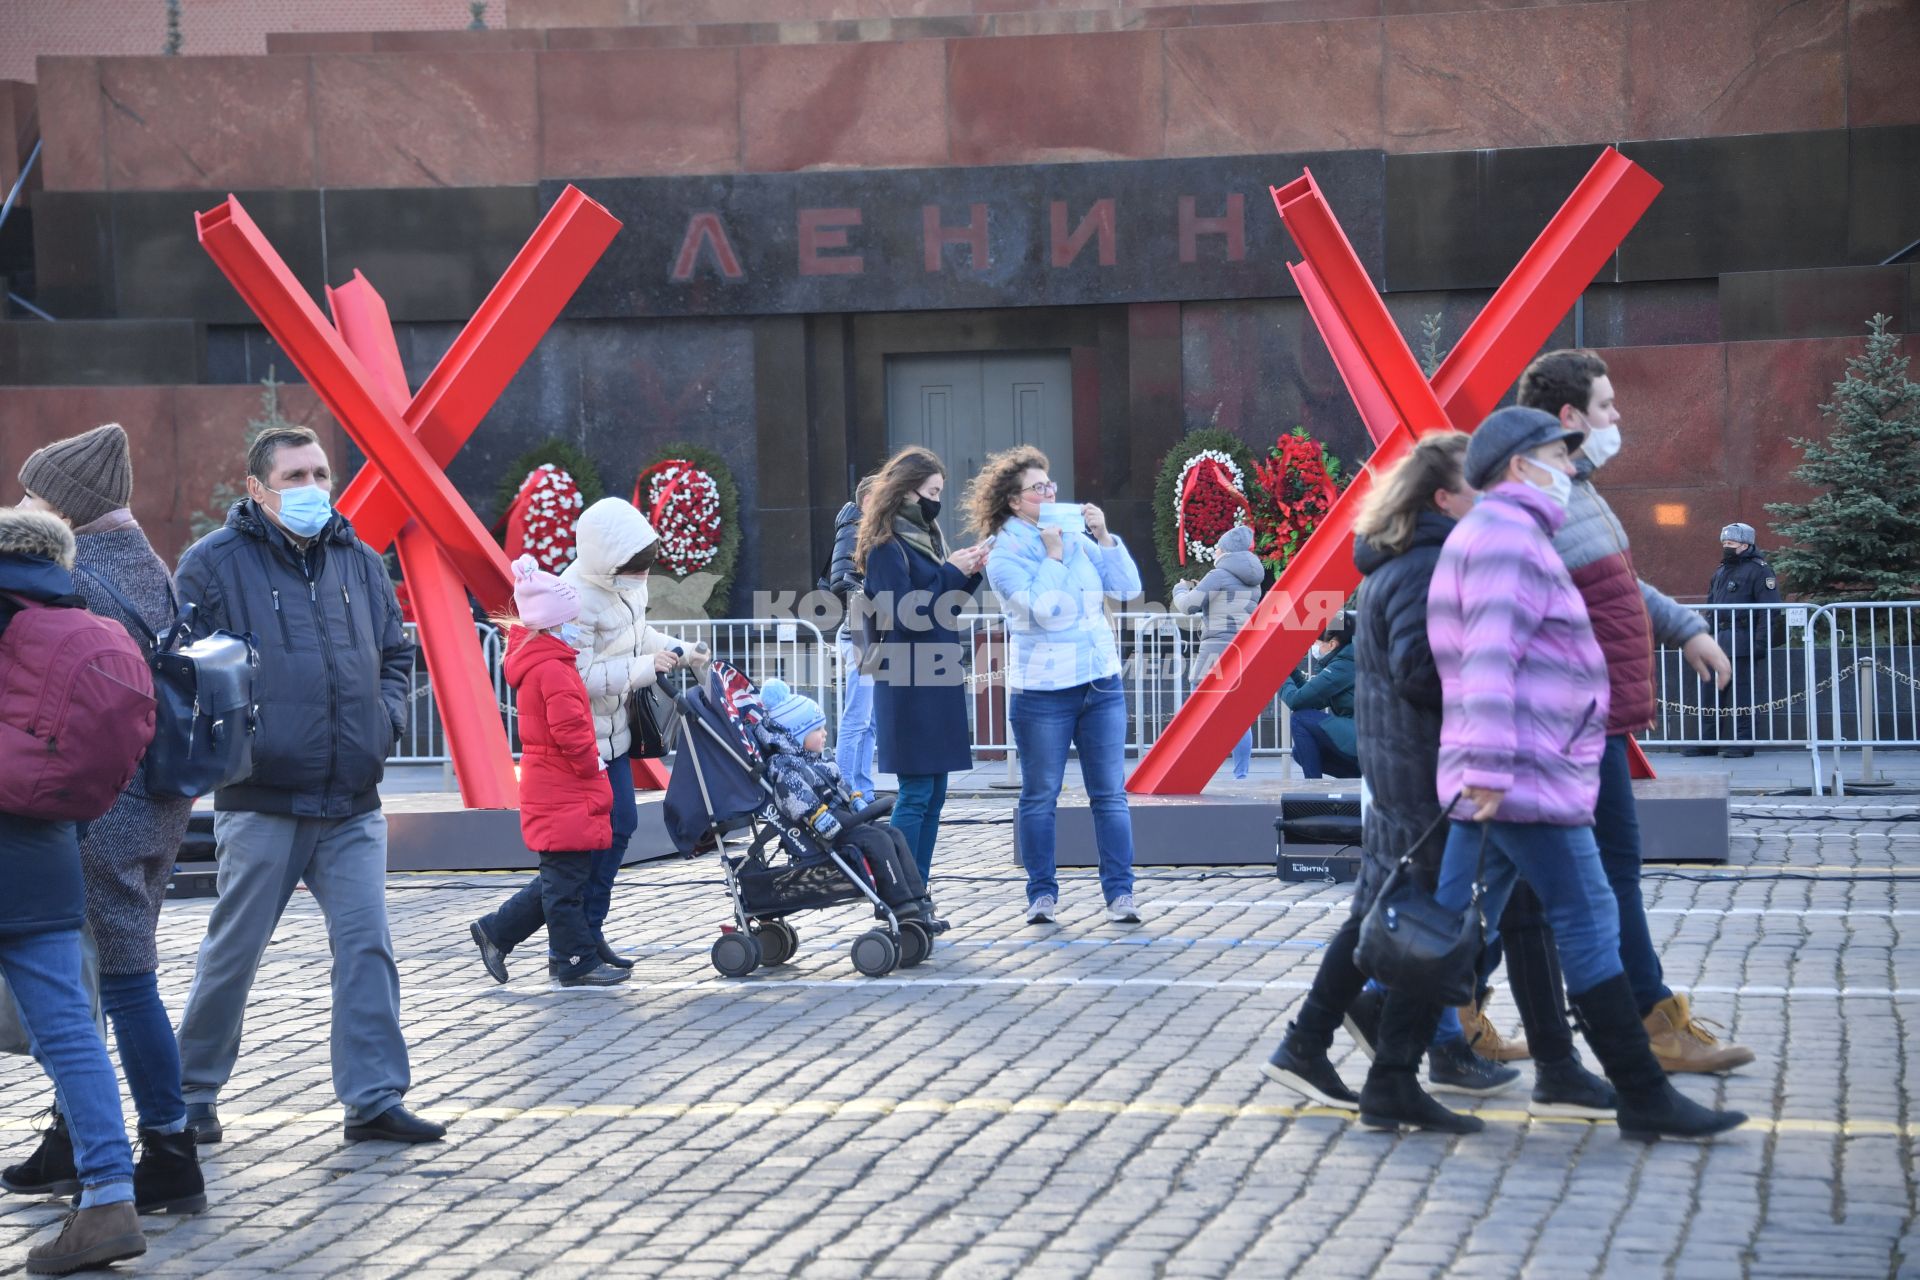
[
  {"xmin": 893, "ymin": 502, "xmax": 947, "ymax": 564},
  {"xmin": 73, "ymin": 507, "xmax": 140, "ymax": 537}
]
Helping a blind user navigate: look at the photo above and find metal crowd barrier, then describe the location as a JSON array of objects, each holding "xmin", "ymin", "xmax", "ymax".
[
  {"xmin": 391, "ymin": 602, "xmax": 1918, "ymax": 794},
  {"xmin": 388, "ymin": 619, "xmax": 830, "ymax": 765}
]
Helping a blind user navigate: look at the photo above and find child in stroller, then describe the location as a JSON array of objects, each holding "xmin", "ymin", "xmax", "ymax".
[{"xmin": 663, "ymin": 664, "xmax": 949, "ymax": 978}]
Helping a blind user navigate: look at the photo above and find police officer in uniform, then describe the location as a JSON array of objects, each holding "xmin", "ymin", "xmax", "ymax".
[{"xmin": 1689, "ymin": 522, "xmax": 1782, "ymax": 757}]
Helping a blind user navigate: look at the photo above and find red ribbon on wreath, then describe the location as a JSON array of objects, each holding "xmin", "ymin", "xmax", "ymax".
[{"xmin": 1176, "ymin": 458, "xmax": 1251, "ymax": 565}]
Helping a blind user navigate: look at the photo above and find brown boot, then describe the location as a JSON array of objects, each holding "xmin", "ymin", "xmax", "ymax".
[
  {"xmin": 1458, "ymin": 988, "xmax": 1530, "ymax": 1062},
  {"xmin": 26, "ymin": 1201, "xmax": 145, "ymax": 1275},
  {"xmin": 1644, "ymin": 994, "xmax": 1755, "ymax": 1074}
]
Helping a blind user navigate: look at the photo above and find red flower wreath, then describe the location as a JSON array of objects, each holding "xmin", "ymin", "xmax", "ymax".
[
  {"xmin": 503, "ymin": 464, "xmax": 585, "ymax": 575},
  {"xmin": 1250, "ymin": 428, "xmax": 1343, "ymax": 571},
  {"xmin": 632, "ymin": 458, "xmax": 724, "ymax": 577}
]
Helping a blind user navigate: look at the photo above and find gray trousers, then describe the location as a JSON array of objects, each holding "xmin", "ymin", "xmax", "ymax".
[{"xmin": 176, "ymin": 810, "xmax": 410, "ymax": 1124}]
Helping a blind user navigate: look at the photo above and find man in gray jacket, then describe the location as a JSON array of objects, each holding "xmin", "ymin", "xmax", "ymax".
[
  {"xmin": 1516, "ymin": 351, "xmax": 1754, "ymax": 1075},
  {"xmin": 172, "ymin": 427, "xmax": 445, "ymax": 1145}
]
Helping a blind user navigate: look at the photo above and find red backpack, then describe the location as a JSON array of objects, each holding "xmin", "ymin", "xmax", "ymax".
[{"xmin": 0, "ymin": 594, "xmax": 158, "ymax": 823}]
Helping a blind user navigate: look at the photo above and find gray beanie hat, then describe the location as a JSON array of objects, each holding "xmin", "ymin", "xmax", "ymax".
[
  {"xmin": 1463, "ymin": 406, "xmax": 1585, "ymax": 491},
  {"xmin": 19, "ymin": 423, "xmax": 133, "ymax": 527}
]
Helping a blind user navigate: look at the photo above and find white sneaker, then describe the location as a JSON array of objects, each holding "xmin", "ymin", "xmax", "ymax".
[
  {"xmin": 1026, "ymin": 894, "xmax": 1057, "ymax": 924},
  {"xmin": 1106, "ymin": 894, "xmax": 1141, "ymax": 924}
]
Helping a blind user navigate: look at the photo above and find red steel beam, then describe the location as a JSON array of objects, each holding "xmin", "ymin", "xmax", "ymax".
[
  {"xmin": 328, "ymin": 274, "xmax": 520, "ymax": 810},
  {"xmin": 1432, "ymin": 148, "xmax": 1661, "ymax": 429},
  {"xmin": 1291, "ymin": 261, "xmax": 1404, "ymax": 448},
  {"xmin": 196, "ymin": 196, "xmax": 516, "ymax": 613},
  {"xmin": 1131, "ymin": 149, "xmax": 1661, "ymax": 794},
  {"xmin": 1272, "ymin": 173, "xmax": 1451, "ymax": 440},
  {"xmin": 334, "ymin": 185, "xmax": 622, "ymax": 553}
]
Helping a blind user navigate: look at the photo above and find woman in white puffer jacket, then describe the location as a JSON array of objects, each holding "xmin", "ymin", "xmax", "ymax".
[{"xmin": 558, "ymin": 498, "xmax": 693, "ymax": 968}]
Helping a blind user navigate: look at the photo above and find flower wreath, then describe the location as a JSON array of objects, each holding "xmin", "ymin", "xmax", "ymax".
[
  {"xmin": 1250, "ymin": 427, "xmax": 1344, "ymax": 572},
  {"xmin": 632, "ymin": 457, "xmax": 724, "ymax": 576},
  {"xmin": 1174, "ymin": 450, "xmax": 1252, "ymax": 566},
  {"xmin": 503, "ymin": 463, "xmax": 585, "ymax": 574}
]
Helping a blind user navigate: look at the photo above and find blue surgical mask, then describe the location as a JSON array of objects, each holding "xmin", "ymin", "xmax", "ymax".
[
  {"xmin": 558, "ymin": 623, "xmax": 588, "ymax": 648},
  {"xmin": 272, "ymin": 484, "xmax": 333, "ymax": 538}
]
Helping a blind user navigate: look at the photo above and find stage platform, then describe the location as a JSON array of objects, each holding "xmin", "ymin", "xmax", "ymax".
[
  {"xmin": 181, "ymin": 791, "xmax": 687, "ymax": 876},
  {"xmin": 1040, "ymin": 773, "xmax": 1731, "ymax": 869}
]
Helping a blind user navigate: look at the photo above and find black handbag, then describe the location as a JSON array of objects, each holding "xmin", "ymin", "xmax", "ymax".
[
  {"xmin": 76, "ymin": 568, "xmax": 258, "ymax": 799},
  {"xmin": 627, "ymin": 676, "xmax": 681, "ymax": 759},
  {"xmin": 1353, "ymin": 798, "xmax": 1486, "ymax": 1009}
]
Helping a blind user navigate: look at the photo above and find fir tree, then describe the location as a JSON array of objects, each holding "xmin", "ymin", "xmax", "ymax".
[
  {"xmin": 469, "ymin": 3, "xmax": 488, "ymax": 30},
  {"xmin": 1417, "ymin": 312, "xmax": 1449, "ymax": 377},
  {"xmin": 186, "ymin": 367, "xmax": 295, "ymax": 548},
  {"xmin": 1765, "ymin": 315, "xmax": 1920, "ymax": 601},
  {"xmin": 163, "ymin": 0, "xmax": 183, "ymax": 55}
]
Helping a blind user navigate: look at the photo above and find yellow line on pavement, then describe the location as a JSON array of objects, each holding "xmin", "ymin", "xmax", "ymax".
[{"xmin": 4, "ymin": 1099, "xmax": 1908, "ymax": 1137}]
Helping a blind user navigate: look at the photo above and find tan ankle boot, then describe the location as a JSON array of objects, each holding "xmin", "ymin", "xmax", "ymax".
[
  {"xmin": 1458, "ymin": 994, "xmax": 1530, "ymax": 1062},
  {"xmin": 26, "ymin": 1200, "xmax": 145, "ymax": 1275},
  {"xmin": 1644, "ymin": 993, "xmax": 1755, "ymax": 1074}
]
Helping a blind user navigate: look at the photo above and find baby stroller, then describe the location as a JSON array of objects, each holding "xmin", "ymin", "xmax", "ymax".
[{"xmin": 663, "ymin": 661, "xmax": 936, "ymax": 979}]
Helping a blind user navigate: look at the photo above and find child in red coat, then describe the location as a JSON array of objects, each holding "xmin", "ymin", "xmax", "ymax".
[{"xmin": 469, "ymin": 556, "xmax": 624, "ymax": 988}]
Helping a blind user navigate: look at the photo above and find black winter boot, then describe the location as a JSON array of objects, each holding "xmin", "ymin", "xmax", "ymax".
[
  {"xmin": 133, "ymin": 1129, "xmax": 207, "ymax": 1215},
  {"xmin": 1357, "ymin": 994, "xmax": 1483, "ymax": 1134},
  {"xmin": 595, "ymin": 935, "xmax": 636, "ymax": 969},
  {"xmin": 1569, "ymin": 973, "xmax": 1747, "ymax": 1143},
  {"xmin": 2, "ymin": 1110, "xmax": 78, "ymax": 1197}
]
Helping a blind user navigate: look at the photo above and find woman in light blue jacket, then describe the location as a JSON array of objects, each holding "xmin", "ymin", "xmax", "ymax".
[{"xmin": 968, "ymin": 446, "xmax": 1143, "ymax": 926}]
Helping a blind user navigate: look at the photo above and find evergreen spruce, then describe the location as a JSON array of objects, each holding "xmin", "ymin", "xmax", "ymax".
[
  {"xmin": 163, "ymin": 0, "xmax": 183, "ymax": 55},
  {"xmin": 186, "ymin": 367, "xmax": 294, "ymax": 549},
  {"xmin": 1765, "ymin": 315, "xmax": 1920, "ymax": 601},
  {"xmin": 468, "ymin": 2, "xmax": 489, "ymax": 30},
  {"xmin": 1417, "ymin": 313, "xmax": 1449, "ymax": 378}
]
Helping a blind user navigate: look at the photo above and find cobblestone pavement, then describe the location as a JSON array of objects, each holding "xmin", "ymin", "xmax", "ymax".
[{"xmin": 0, "ymin": 802, "xmax": 1914, "ymax": 1278}]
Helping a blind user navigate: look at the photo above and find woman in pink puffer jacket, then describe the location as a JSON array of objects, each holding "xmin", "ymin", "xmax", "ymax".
[{"xmin": 1351, "ymin": 407, "xmax": 1746, "ymax": 1146}]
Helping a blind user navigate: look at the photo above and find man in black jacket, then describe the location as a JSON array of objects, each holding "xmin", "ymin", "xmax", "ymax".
[
  {"xmin": 172, "ymin": 427, "xmax": 445, "ymax": 1145},
  {"xmin": 1695, "ymin": 521, "xmax": 1784, "ymax": 758}
]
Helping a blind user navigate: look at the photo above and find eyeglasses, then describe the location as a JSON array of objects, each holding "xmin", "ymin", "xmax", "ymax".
[{"xmin": 1022, "ymin": 481, "xmax": 1058, "ymax": 495}]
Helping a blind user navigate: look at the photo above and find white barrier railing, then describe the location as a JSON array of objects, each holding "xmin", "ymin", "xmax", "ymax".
[{"xmin": 389, "ymin": 602, "xmax": 1919, "ymax": 791}]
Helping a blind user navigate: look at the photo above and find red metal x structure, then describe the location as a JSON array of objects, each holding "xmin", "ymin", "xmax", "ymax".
[
  {"xmin": 1129, "ymin": 147, "xmax": 1662, "ymax": 794},
  {"xmin": 197, "ymin": 187, "xmax": 623, "ymax": 807}
]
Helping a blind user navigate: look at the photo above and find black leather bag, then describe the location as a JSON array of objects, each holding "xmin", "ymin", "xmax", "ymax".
[
  {"xmin": 628, "ymin": 678, "xmax": 680, "ymax": 759},
  {"xmin": 77, "ymin": 569, "xmax": 258, "ymax": 799},
  {"xmin": 1353, "ymin": 800, "xmax": 1485, "ymax": 1009}
]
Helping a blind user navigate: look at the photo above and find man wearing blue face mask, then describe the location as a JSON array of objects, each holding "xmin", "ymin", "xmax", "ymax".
[{"xmin": 170, "ymin": 427, "xmax": 445, "ymax": 1146}]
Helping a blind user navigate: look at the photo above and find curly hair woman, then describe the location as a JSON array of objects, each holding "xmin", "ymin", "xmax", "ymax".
[{"xmin": 967, "ymin": 446, "xmax": 1142, "ymax": 926}]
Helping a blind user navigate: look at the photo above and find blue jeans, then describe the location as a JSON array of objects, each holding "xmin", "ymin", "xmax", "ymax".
[
  {"xmin": 1597, "ymin": 734, "xmax": 1672, "ymax": 1015},
  {"xmin": 1290, "ymin": 709, "xmax": 1358, "ymax": 780},
  {"xmin": 4, "ymin": 929, "xmax": 134, "ymax": 1206},
  {"xmin": 1435, "ymin": 820, "xmax": 1622, "ymax": 997},
  {"xmin": 99, "ymin": 970, "xmax": 186, "ymax": 1133},
  {"xmin": 586, "ymin": 750, "xmax": 639, "ymax": 933},
  {"xmin": 836, "ymin": 631, "xmax": 877, "ymax": 798},
  {"xmin": 1230, "ymin": 729, "xmax": 1252, "ymax": 780},
  {"xmin": 892, "ymin": 773, "xmax": 949, "ymax": 883},
  {"xmin": 1010, "ymin": 677, "xmax": 1136, "ymax": 905}
]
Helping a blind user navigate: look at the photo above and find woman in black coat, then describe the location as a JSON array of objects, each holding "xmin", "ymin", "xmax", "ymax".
[
  {"xmin": 1260, "ymin": 432, "xmax": 1480, "ymax": 1113},
  {"xmin": 856, "ymin": 447, "xmax": 990, "ymax": 882}
]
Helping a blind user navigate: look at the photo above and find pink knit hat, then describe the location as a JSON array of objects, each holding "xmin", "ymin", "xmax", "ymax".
[{"xmin": 512, "ymin": 553, "xmax": 580, "ymax": 630}]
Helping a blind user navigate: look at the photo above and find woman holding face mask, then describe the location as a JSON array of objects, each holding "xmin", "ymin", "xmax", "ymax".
[
  {"xmin": 856, "ymin": 447, "xmax": 991, "ymax": 886},
  {"xmin": 559, "ymin": 497, "xmax": 699, "ymax": 970},
  {"xmin": 970, "ymin": 446, "xmax": 1143, "ymax": 926}
]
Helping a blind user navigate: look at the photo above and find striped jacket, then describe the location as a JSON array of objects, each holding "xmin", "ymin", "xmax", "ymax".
[
  {"xmin": 1429, "ymin": 483, "xmax": 1610, "ymax": 827},
  {"xmin": 1553, "ymin": 464, "xmax": 1707, "ymax": 735}
]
